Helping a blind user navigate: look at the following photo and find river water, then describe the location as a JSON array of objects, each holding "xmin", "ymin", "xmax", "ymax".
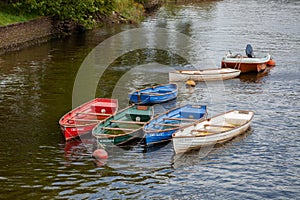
[{"xmin": 0, "ymin": 0, "xmax": 299, "ymax": 199}]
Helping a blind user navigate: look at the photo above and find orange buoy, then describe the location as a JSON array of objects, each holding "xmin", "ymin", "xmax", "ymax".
[
  {"xmin": 186, "ymin": 79, "xmax": 196, "ymax": 87},
  {"xmin": 267, "ymin": 59, "xmax": 276, "ymax": 66},
  {"xmin": 92, "ymin": 149, "xmax": 108, "ymax": 159}
]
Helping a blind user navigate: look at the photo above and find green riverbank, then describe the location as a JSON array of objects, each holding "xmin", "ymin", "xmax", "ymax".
[
  {"xmin": 0, "ymin": 0, "xmax": 161, "ymax": 54},
  {"xmin": 0, "ymin": 2, "xmax": 38, "ymax": 26},
  {"xmin": 0, "ymin": 0, "xmax": 160, "ymax": 27}
]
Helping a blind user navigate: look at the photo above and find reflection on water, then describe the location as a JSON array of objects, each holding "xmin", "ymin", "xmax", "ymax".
[
  {"xmin": 238, "ymin": 68, "xmax": 272, "ymax": 83},
  {"xmin": 172, "ymin": 128, "xmax": 254, "ymax": 169},
  {"xmin": 0, "ymin": 0, "xmax": 300, "ymax": 199},
  {"xmin": 64, "ymin": 137, "xmax": 95, "ymax": 162}
]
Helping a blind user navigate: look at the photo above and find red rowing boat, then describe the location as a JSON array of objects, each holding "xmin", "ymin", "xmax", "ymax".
[{"xmin": 59, "ymin": 98, "xmax": 118, "ymax": 141}]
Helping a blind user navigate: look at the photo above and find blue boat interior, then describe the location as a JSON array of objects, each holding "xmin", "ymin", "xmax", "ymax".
[
  {"xmin": 144, "ymin": 105, "xmax": 207, "ymax": 145},
  {"xmin": 146, "ymin": 105, "xmax": 206, "ymax": 129},
  {"xmin": 128, "ymin": 84, "xmax": 178, "ymax": 105}
]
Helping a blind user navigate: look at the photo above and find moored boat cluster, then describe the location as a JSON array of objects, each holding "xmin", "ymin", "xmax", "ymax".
[{"xmin": 59, "ymin": 44, "xmax": 275, "ymax": 156}]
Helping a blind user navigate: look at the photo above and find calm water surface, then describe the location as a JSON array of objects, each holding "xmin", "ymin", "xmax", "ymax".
[{"xmin": 0, "ymin": 0, "xmax": 299, "ymax": 199}]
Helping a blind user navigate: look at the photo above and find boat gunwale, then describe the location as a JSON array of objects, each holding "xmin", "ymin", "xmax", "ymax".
[
  {"xmin": 169, "ymin": 68, "xmax": 241, "ymax": 75},
  {"xmin": 221, "ymin": 54, "xmax": 271, "ymax": 64},
  {"xmin": 60, "ymin": 121, "xmax": 99, "ymax": 128},
  {"xmin": 130, "ymin": 83, "xmax": 178, "ymax": 97}
]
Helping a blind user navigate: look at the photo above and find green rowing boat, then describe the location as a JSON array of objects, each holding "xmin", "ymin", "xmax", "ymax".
[{"xmin": 92, "ymin": 104, "xmax": 154, "ymax": 147}]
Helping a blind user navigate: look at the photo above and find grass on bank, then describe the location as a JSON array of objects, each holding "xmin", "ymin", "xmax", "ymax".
[
  {"xmin": 0, "ymin": 3, "xmax": 38, "ymax": 26},
  {"xmin": 0, "ymin": 0, "xmax": 146, "ymax": 27}
]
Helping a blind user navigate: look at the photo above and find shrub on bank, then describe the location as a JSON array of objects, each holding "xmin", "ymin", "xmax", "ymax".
[
  {"xmin": 1, "ymin": 0, "xmax": 149, "ymax": 28},
  {"xmin": 114, "ymin": 0, "xmax": 145, "ymax": 23}
]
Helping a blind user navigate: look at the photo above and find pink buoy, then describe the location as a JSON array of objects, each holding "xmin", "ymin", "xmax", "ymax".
[{"xmin": 92, "ymin": 149, "xmax": 108, "ymax": 159}]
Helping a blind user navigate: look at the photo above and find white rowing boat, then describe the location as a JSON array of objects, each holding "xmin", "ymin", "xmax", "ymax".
[
  {"xmin": 168, "ymin": 68, "xmax": 240, "ymax": 82},
  {"xmin": 172, "ymin": 110, "xmax": 254, "ymax": 154}
]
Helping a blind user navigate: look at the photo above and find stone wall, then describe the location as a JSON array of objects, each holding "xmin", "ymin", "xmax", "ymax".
[{"xmin": 0, "ymin": 17, "xmax": 55, "ymax": 55}]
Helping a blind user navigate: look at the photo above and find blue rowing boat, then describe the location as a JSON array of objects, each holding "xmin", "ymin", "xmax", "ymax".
[
  {"xmin": 143, "ymin": 104, "xmax": 207, "ymax": 146},
  {"xmin": 128, "ymin": 83, "xmax": 178, "ymax": 105}
]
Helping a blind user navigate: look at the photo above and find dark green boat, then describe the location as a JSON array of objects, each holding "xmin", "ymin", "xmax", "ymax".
[{"xmin": 92, "ymin": 104, "xmax": 154, "ymax": 147}]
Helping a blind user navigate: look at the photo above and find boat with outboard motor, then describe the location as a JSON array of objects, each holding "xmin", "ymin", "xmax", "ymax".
[{"xmin": 221, "ymin": 44, "xmax": 275, "ymax": 73}]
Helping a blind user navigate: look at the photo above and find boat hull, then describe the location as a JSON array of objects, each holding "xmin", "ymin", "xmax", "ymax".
[
  {"xmin": 221, "ymin": 54, "xmax": 271, "ymax": 73},
  {"xmin": 145, "ymin": 130, "xmax": 177, "ymax": 145},
  {"xmin": 129, "ymin": 83, "xmax": 178, "ymax": 104},
  {"xmin": 59, "ymin": 98, "xmax": 118, "ymax": 141},
  {"xmin": 96, "ymin": 129, "xmax": 144, "ymax": 146},
  {"xmin": 221, "ymin": 62, "xmax": 267, "ymax": 73},
  {"xmin": 172, "ymin": 110, "xmax": 254, "ymax": 154},
  {"xmin": 144, "ymin": 104, "xmax": 207, "ymax": 146},
  {"xmin": 169, "ymin": 68, "xmax": 241, "ymax": 82},
  {"xmin": 61, "ymin": 123, "xmax": 98, "ymax": 141}
]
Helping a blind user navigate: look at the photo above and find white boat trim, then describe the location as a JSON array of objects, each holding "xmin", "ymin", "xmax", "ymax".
[{"xmin": 222, "ymin": 54, "xmax": 271, "ymax": 64}]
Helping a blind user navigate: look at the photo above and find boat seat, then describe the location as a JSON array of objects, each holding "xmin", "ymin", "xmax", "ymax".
[
  {"xmin": 180, "ymin": 107, "xmax": 205, "ymax": 119},
  {"xmin": 225, "ymin": 118, "xmax": 247, "ymax": 126},
  {"xmin": 90, "ymin": 102, "xmax": 116, "ymax": 113}
]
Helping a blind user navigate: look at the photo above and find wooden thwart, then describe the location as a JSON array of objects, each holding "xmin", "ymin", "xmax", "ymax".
[
  {"xmin": 76, "ymin": 112, "xmax": 111, "ymax": 116},
  {"xmin": 110, "ymin": 120, "xmax": 146, "ymax": 125},
  {"xmin": 154, "ymin": 123, "xmax": 181, "ymax": 127},
  {"xmin": 136, "ymin": 106, "xmax": 148, "ymax": 110},
  {"xmin": 163, "ymin": 117, "xmax": 197, "ymax": 122},
  {"xmin": 101, "ymin": 127, "xmax": 135, "ymax": 131}
]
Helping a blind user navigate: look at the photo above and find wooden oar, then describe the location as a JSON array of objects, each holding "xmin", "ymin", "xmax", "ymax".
[
  {"xmin": 191, "ymin": 129, "xmax": 219, "ymax": 134},
  {"xmin": 61, "ymin": 122, "xmax": 97, "ymax": 127},
  {"xmin": 68, "ymin": 119, "xmax": 102, "ymax": 122},
  {"xmin": 110, "ymin": 120, "xmax": 146, "ymax": 125},
  {"xmin": 203, "ymin": 124, "xmax": 235, "ymax": 128},
  {"xmin": 163, "ymin": 117, "xmax": 197, "ymax": 122},
  {"xmin": 76, "ymin": 112, "xmax": 111, "ymax": 116},
  {"xmin": 101, "ymin": 127, "xmax": 136, "ymax": 131},
  {"xmin": 153, "ymin": 123, "xmax": 181, "ymax": 127}
]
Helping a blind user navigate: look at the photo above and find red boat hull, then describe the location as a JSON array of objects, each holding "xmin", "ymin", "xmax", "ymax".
[
  {"xmin": 60, "ymin": 123, "xmax": 98, "ymax": 141},
  {"xmin": 221, "ymin": 62, "xmax": 267, "ymax": 73},
  {"xmin": 59, "ymin": 98, "xmax": 118, "ymax": 141}
]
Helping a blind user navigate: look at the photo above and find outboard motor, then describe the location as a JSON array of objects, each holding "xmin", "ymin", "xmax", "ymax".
[{"xmin": 245, "ymin": 44, "xmax": 254, "ymax": 58}]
